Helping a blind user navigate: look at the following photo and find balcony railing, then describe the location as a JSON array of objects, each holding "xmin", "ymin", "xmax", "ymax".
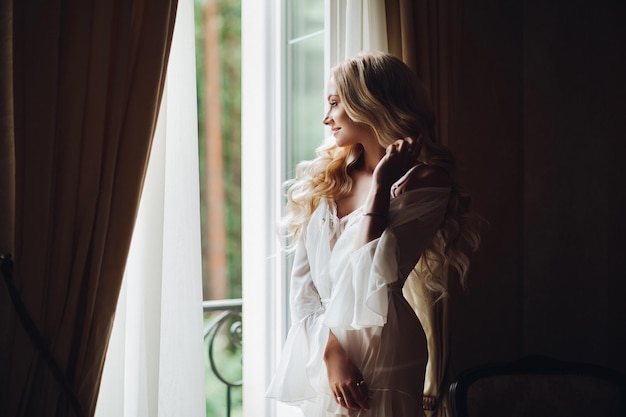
[{"xmin": 203, "ymin": 298, "xmax": 243, "ymax": 417}]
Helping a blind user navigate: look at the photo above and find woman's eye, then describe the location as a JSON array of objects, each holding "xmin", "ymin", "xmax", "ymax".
[{"xmin": 329, "ymin": 101, "xmax": 337, "ymax": 107}]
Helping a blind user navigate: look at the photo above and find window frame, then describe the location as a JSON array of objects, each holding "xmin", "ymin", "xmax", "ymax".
[
  {"xmin": 241, "ymin": 1, "xmax": 339, "ymax": 416},
  {"xmin": 240, "ymin": 0, "xmax": 284, "ymax": 414}
]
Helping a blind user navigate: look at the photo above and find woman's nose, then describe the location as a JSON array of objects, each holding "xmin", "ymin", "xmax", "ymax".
[{"xmin": 322, "ymin": 113, "xmax": 331, "ymax": 125}]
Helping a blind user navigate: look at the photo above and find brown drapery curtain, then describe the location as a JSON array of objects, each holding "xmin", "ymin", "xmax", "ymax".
[
  {"xmin": 386, "ymin": 3, "xmax": 626, "ymax": 412},
  {"xmin": 0, "ymin": 0, "xmax": 178, "ymax": 416},
  {"xmin": 385, "ymin": 0, "xmax": 460, "ymax": 148},
  {"xmin": 385, "ymin": 1, "xmax": 460, "ymax": 415}
]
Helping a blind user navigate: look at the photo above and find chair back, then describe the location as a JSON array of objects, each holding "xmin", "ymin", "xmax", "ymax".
[{"xmin": 449, "ymin": 355, "xmax": 626, "ymax": 417}]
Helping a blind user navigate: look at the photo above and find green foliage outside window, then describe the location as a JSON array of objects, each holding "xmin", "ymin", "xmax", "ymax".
[
  {"xmin": 195, "ymin": 0, "xmax": 242, "ymax": 415},
  {"xmin": 195, "ymin": 0, "xmax": 242, "ymax": 301}
]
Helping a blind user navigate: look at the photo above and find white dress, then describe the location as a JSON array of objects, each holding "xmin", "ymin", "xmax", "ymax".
[{"xmin": 266, "ymin": 184, "xmax": 451, "ymax": 417}]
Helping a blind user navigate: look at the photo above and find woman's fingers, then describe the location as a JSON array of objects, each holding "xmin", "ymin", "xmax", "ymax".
[
  {"xmin": 388, "ymin": 136, "xmax": 422, "ymax": 158},
  {"xmin": 335, "ymin": 379, "xmax": 370, "ymax": 411},
  {"xmin": 333, "ymin": 382, "xmax": 351, "ymax": 408},
  {"xmin": 352, "ymin": 380, "xmax": 371, "ymax": 410},
  {"xmin": 401, "ymin": 135, "xmax": 423, "ymax": 156},
  {"xmin": 335, "ymin": 391, "xmax": 349, "ymax": 408},
  {"xmin": 376, "ymin": 135, "xmax": 424, "ymax": 187},
  {"xmin": 337, "ymin": 387, "xmax": 358, "ymax": 410},
  {"xmin": 411, "ymin": 134, "xmax": 424, "ymax": 156}
]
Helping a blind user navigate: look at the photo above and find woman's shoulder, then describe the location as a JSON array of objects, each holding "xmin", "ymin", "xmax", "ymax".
[{"xmin": 394, "ymin": 163, "xmax": 451, "ymax": 194}]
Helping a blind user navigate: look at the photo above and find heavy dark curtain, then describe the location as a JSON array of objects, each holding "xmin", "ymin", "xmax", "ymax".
[
  {"xmin": 386, "ymin": 3, "xmax": 626, "ymax": 416},
  {"xmin": 0, "ymin": 0, "xmax": 178, "ymax": 415},
  {"xmin": 385, "ymin": 0, "xmax": 459, "ymax": 147}
]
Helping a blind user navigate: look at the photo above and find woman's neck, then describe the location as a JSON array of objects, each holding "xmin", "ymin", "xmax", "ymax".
[{"xmin": 360, "ymin": 143, "xmax": 385, "ymax": 174}]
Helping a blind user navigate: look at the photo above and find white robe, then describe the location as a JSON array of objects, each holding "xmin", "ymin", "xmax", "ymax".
[{"xmin": 267, "ymin": 185, "xmax": 450, "ymax": 417}]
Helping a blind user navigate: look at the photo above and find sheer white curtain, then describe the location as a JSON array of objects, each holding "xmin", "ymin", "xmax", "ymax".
[
  {"xmin": 95, "ymin": 0, "xmax": 206, "ymax": 416},
  {"xmin": 327, "ymin": 0, "xmax": 388, "ymax": 69}
]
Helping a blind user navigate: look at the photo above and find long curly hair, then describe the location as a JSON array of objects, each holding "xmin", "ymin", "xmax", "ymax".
[{"xmin": 283, "ymin": 51, "xmax": 480, "ymax": 295}]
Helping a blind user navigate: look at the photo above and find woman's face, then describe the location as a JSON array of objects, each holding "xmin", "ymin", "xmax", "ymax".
[{"xmin": 322, "ymin": 77, "xmax": 374, "ymax": 147}]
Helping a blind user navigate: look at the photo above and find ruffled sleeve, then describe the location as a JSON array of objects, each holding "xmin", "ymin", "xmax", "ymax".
[
  {"xmin": 323, "ymin": 229, "xmax": 399, "ymax": 329},
  {"xmin": 323, "ymin": 187, "xmax": 450, "ymax": 331},
  {"xmin": 289, "ymin": 236, "xmax": 323, "ymax": 322},
  {"xmin": 266, "ymin": 235, "xmax": 329, "ymax": 403},
  {"xmin": 390, "ymin": 187, "xmax": 450, "ymax": 277},
  {"xmin": 265, "ymin": 310, "xmax": 326, "ymax": 402}
]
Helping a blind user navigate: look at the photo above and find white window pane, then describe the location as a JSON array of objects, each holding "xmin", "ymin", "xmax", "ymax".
[
  {"xmin": 288, "ymin": 1, "xmax": 324, "ymax": 40},
  {"xmin": 286, "ymin": 33, "xmax": 325, "ymax": 178}
]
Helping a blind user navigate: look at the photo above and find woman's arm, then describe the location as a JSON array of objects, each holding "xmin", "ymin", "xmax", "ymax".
[
  {"xmin": 290, "ymin": 236, "xmax": 322, "ymax": 322},
  {"xmin": 355, "ymin": 181, "xmax": 391, "ymax": 246},
  {"xmin": 354, "ymin": 137, "xmax": 422, "ymax": 248},
  {"xmin": 324, "ymin": 330, "xmax": 371, "ymax": 411}
]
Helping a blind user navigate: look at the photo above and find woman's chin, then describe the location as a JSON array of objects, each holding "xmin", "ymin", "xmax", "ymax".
[{"xmin": 334, "ymin": 136, "xmax": 351, "ymax": 148}]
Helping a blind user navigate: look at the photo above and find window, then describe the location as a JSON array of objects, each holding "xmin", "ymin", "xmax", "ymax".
[
  {"xmin": 240, "ymin": 1, "xmax": 386, "ymax": 413},
  {"xmin": 194, "ymin": 0, "xmax": 310, "ymax": 415},
  {"xmin": 241, "ymin": 1, "xmax": 326, "ymax": 416},
  {"xmin": 97, "ymin": 1, "xmax": 365, "ymax": 416},
  {"xmin": 282, "ymin": 0, "xmax": 326, "ymax": 339},
  {"xmin": 285, "ymin": 2, "xmax": 326, "ymax": 175}
]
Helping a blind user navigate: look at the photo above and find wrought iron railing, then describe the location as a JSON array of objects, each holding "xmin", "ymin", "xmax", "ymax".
[{"xmin": 203, "ymin": 298, "xmax": 243, "ymax": 417}]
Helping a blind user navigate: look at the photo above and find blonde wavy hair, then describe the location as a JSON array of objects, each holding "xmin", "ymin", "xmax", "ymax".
[{"xmin": 283, "ymin": 52, "xmax": 480, "ymax": 295}]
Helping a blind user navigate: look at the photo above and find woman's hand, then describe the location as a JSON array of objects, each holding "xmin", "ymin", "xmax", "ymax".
[
  {"xmin": 324, "ymin": 332, "xmax": 371, "ymax": 411},
  {"xmin": 373, "ymin": 136, "xmax": 423, "ymax": 188}
]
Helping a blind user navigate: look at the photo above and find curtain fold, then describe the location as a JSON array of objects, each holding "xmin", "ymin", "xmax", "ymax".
[
  {"xmin": 386, "ymin": 1, "xmax": 461, "ymax": 416},
  {"xmin": 95, "ymin": 1, "xmax": 206, "ymax": 414},
  {"xmin": 329, "ymin": 0, "xmax": 388, "ymax": 68},
  {"xmin": 345, "ymin": 0, "xmax": 388, "ymax": 58},
  {"xmin": 0, "ymin": 0, "xmax": 14, "ymax": 256},
  {"xmin": 385, "ymin": 0, "xmax": 460, "ymax": 147},
  {"xmin": 0, "ymin": 0, "xmax": 178, "ymax": 416}
]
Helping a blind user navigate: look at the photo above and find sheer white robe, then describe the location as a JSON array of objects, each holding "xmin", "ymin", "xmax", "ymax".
[{"xmin": 267, "ymin": 185, "xmax": 450, "ymax": 417}]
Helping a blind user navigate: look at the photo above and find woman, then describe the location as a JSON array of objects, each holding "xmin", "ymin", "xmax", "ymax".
[{"xmin": 266, "ymin": 52, "xmax": 480, "ymax": 416}]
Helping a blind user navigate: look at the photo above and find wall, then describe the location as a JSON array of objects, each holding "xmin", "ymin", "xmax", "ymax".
[{"xmin": 448, "ymin": 0, "xmax": 626, "ymax": 376}]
